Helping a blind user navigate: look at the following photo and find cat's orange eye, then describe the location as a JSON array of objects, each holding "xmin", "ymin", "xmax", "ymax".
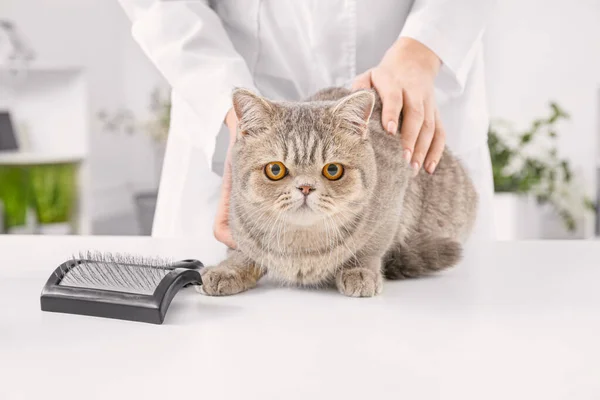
[
  {"xmin": 322, "ymin": 163, "xmax": 344, "ymax": 180},
  {"xmin": 264, "ymin": 161, "xmax": 288, "ymax": 181}
]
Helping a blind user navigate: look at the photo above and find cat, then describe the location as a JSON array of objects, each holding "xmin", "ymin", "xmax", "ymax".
[{"xmin": 201, "ymin": 87, "xmax": 478, "ymax": 297}]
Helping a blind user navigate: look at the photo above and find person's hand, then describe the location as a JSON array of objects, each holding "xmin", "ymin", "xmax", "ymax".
[
  {"xmin": 213, "ymin": 107, "xmax": 237, "ymax": 249},
  {"xmin": 352, "ymin": 37, "xmax": 445, "ymax": 175}
]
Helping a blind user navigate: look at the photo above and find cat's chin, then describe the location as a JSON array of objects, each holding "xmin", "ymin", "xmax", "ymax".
[{"xmin": 286, "ymin": 207, "xmax": 326, "ymax": 227}]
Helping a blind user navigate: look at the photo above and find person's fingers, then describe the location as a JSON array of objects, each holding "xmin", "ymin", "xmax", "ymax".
[
  {"xmin": 214, "ymin": 222, "xmax": 236, "ymax": 249},
  {"xmin": 410, "ymin": 100, "xmax": 436, "ymax": 175},
  {"xmin": 213, "ymin": 147, "xmax": 237, "ymax": 249},
  {"xmin": 424, "ymin": 108, "xmax": 446, "ymax": 174},
  {"xmin": 213, "ymin": 187, "xmax": 236, "ymax": 249},
  {"xmin": 380, "ymin": 87, "xmax": 403, "ymax": 136},
  {"xmin": 399, "ymin": 93, "xmax": 424, "ymax": 165},
  {"xmin": 222, "ymin": 229, "xmax": 236, "ymax": 249},
  {"xmin": 213, "ymin": 204, "xmax": 236, "ymax": 249},
  {"xmin": 352, "ymin": 70, "xmax": 373, "ymax": 90}
]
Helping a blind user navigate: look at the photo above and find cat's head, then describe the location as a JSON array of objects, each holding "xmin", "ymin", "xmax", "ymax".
[{"xmin": 230, "ymin": 88, "xmax": 377, "ymax": 227}]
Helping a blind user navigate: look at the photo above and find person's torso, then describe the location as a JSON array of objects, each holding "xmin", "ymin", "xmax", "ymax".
[
  {"xmin": 211, "ymin": 0, "xmax": 413, "ymax": 100},
  {"xmin": 200, "ymin": 0, "xmax": 489, "ymax": 154}
]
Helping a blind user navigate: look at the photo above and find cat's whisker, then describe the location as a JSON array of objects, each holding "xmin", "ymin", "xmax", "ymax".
[
  {"xmin": 324, "ymin": 215, "xmax": 338, "ymax": 269},
  {"xmin": 234, "ymin": 202, "xmax": 272, "ymax": 223},
  {"xmin": 263, "ymin": 210, "xmax": 284, "ymax": 269},
  {"xmin": 321, "ymin": 213, "xmax": 332, "ymax": 267},
  {"xmin": 317, "ymin": 215, "xmax": 330, "ymax": 272},
  {"xmin": 269, "ymin": 210, "xmax": 285, "ymax": 260},
  {"xmin": 233, "ymin": 209, "xmax": 270, "ymax": 243},
  {"xmin": 281, "ymin": 212, "xmax": 289, "ymax": 262},
  {"xmin": 331, "ymin": 203, "xmax": 380, "ymax": 225},
  {"xmin": 237, "ymin": 205, "xmax": 278, "ymax": 257},
  {"xmin": 237, "ymin": 213, "xmax": 276, "ymax": 249},
  {"xmin": 329, "ymin": 212, "xmax": 360, "ymax": 264}
]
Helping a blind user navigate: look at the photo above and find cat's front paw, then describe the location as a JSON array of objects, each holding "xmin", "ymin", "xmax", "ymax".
[
  {"xmin": 200, "ymin": 267, "xmax": 246, "ymax": 296},
  {"xmin": 336, "ymin": 268, "xmax": 383, "ymax": 298}
]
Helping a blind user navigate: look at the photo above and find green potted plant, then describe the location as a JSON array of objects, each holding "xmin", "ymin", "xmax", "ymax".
[
  {"xmin": 0, "ymin": 163, "xmax": 76, "ymax": 235},
  {"xmin": 0, "ymin": 166, "xmax": 32, "ymax": 233},
  {"xmin": 29, "ymin": 163, "xmax": 77, "ymax": 235},
  {"xmin": 489, "ymin": 102, "xmax": 596, "ymax": 239},
  {"xmin": 0, "ymin": 198, "xmax": 4, "ymax": 233}
]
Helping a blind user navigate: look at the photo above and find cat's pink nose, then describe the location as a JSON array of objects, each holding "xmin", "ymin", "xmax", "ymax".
[{"xmin": 297, "ymin": 185, "xmax": 315, "ymax": 196}]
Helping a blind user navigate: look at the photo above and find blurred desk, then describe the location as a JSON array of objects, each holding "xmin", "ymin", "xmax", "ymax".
[{"xmin": 0, "ymin": 236, "xmax": 599, "ymax": 400}]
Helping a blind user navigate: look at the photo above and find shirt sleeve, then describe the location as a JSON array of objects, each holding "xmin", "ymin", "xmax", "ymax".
[
  {"xmin": 399, "ymin": 0, "xmax": 497, "ymax": 95},
  {"xmin": 117, "ymin": 0, "xmax": 257, "ymax": 161}
]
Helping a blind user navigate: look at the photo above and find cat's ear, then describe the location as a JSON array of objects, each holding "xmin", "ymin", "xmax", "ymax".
[
  {"xmin": 331, "ymin": 90, "xmax": 375, "ymax": 138},
  {"xmin": 232, "ymin": 88, "xmax": 274, "ymax": 136}
]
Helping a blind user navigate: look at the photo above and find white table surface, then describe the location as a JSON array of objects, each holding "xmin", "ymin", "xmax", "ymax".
[{"xmin": 1, "ymin": 235, "xmax": 599, "ymax": 400}]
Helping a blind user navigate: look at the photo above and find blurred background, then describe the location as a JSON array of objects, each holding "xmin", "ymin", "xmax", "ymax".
[{"xmin": 0, "ymin": 0, "xmax": 598, "ymax": 240}]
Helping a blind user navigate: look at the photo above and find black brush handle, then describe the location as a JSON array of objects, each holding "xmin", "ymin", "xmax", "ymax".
[
  {"xmin": 173, "ymin": 259, "xmax": 204, "ymax": 288},
  {"xmin": 154, "ymin": 268, "xmax": 202, "ymax": 323},
  {"xmin": 171, "ymin": 259, "xmax": 204, "ymax": 270}
]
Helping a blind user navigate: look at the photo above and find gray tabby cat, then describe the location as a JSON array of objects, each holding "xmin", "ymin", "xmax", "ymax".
[{"xmin": 201, "ymin": 87, "xmax": 477, "ymax": 297}]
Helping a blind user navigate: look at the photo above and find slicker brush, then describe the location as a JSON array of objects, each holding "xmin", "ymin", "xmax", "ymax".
[{"xmin": 40, "ymin": 251, "xmax": 204, "ymax": 324}]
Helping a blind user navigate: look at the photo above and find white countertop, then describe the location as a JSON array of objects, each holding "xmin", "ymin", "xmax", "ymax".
[{"xmin": 1, "ymin": 235, "xmax": 599, "ymax": 400}]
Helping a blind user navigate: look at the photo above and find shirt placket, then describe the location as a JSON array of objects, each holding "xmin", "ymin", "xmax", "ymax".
[{"xmin": 337, "ymin": 0, "xmax": 357, "ymax": 88}]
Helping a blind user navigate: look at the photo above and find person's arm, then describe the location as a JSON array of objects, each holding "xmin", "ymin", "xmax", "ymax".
[
  {"xmin": 399, "ymin": 0, "xmax": 497, "ymax": 95},
  {"xmin": 118, "ymin": 0, "xmax": 252, "ymax": 248},
  {"xmin": 118, "ymin": 0, "xmax": 255, "ymax": 156},
  {"xmin": 353, "ymin": 0, "xmax": 496, "ymax": 175}
]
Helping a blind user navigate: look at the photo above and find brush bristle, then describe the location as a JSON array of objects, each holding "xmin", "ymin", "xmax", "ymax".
[{"xmin": 56, "ymin": 251, "xmax": 176, "ymax": 295}]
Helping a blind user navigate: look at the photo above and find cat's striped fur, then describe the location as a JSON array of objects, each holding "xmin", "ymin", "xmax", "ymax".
[{"xmin": 201, "ymin": 87, "xmax": 477, "ymax": 297}]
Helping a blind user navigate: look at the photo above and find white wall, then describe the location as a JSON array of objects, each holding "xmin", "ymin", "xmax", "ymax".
[
  {"xmin": 0, "ymin": 0, "xmax": 165, "ymax": 220},
  {"xmin": 483, "ymin": 0, "xmax": 600, "ymax": 237},
  {"xmin": 121, "ymin": 29, "xmax": 170, "ymax": 193}
]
